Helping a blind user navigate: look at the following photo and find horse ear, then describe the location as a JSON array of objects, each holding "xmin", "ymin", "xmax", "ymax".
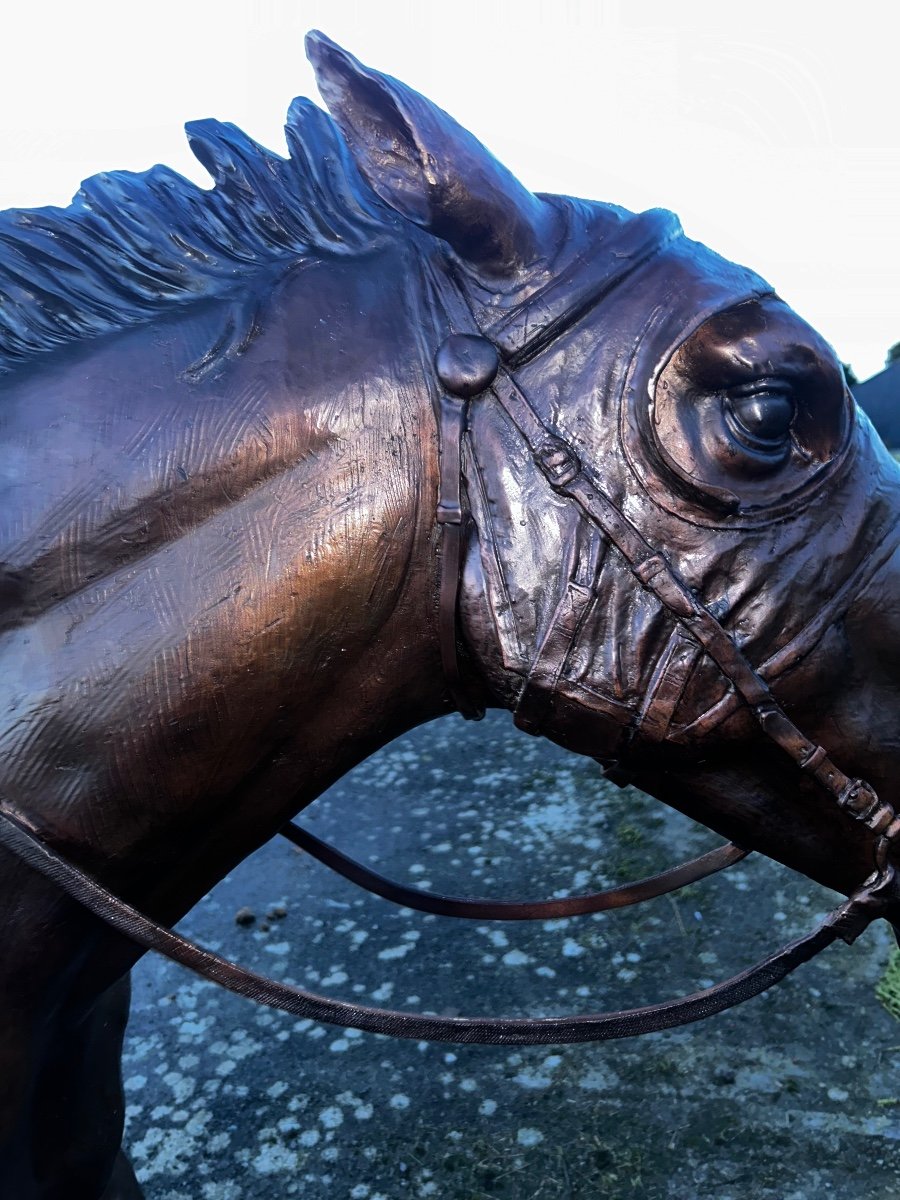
[{"xmin": 305, "ymin": 31, "xmax": 559, "ymax": 278}]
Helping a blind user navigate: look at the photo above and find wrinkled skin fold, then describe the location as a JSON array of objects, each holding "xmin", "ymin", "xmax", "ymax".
[{"xmin": 1, "ymin": 29, "xmax": 899, "ymax": 1198}]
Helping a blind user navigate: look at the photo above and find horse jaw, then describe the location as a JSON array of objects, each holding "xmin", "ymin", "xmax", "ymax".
[{"xmin": 305, "ymin": 30, "xmax": 562, "ymax": 280}]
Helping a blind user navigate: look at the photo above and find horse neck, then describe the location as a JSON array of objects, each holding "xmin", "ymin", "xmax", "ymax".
[{"xmin": 0, "ymin": 245, "xmax": 451, "ymax": 897}]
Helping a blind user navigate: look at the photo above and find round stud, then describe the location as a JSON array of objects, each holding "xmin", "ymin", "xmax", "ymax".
[{"xmin": 435, "ymin": 334, "xmax": 500, "ymax": 399}]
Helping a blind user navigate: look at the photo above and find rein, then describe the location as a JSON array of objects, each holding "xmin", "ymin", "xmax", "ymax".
[
  {"xmin": 0, "ymin": 808, "xmax": 889, "ymax": 1044},
  {"xmin": 1, "ymin": 215, "xmax": 898, "ymax": 1044}
]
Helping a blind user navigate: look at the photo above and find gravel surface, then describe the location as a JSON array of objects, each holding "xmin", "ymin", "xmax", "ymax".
[{"xmin": 122, "ymin": 712, "xmax": 900, "ymax": 1199}]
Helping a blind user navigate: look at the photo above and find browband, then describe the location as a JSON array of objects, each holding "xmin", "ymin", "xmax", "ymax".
[{"xmin": 484, "ymin": 207, "xmax": 681, "ymax": 367}]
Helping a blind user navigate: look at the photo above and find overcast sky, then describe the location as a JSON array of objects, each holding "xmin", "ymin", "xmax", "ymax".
[{"xmin": 0, "ymin": 0, "xmax": 896, "ymax": 381}]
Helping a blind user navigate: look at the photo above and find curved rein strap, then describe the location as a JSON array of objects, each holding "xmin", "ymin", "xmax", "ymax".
[
  {"xmin": 279, "ymin": 820, "xmax": 748, "ymax": 919},
  {"xmin": 0, "ymin": 807, "xmax": 887, "ymax": 1045}
]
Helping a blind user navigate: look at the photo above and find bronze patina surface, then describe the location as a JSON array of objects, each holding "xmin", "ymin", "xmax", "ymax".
[{"xmin": 2, "ymin": 31, "xmax": 900, "ymax": 1199}]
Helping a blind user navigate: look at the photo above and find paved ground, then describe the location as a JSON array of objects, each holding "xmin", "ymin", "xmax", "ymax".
[{"xmin": 122, "ymin": 712, "xmax": 900, "ymax": 1199}]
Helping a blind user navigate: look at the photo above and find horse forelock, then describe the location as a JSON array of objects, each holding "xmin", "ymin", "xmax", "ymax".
[{"xmin": 0, "ymin": 99, "xmax": 398, "ymax": 375}]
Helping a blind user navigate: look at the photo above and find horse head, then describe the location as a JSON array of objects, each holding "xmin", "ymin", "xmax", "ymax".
[{"xmin": 307, "ymin": 32, "xmax": 900, "ymax": 917}]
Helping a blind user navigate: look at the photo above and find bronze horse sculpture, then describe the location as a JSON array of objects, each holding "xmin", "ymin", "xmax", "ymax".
[{"xmin": 2, "ymin": 31, "xmax": 900, "ymax": 1198}]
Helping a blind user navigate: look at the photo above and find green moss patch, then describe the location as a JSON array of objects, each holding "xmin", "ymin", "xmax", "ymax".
[{"xmin": 876, "ymin": 948, "xmax": 900, "ymax": 1019}]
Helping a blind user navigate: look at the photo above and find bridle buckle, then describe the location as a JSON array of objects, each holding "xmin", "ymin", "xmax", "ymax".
[{"xmin": 537, "ymin": 437, "xmax": 580, "ymax": 488}]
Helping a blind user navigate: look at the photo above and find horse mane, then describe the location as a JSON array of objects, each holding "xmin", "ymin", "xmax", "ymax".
[{"xmin": 0, "ymin": 99, "xmax": 396, "ymax": 375}]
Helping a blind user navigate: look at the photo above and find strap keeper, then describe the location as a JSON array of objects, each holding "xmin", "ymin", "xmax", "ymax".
[
  {"xmin": 838, "ymin": 779, "xmax": 874, "ymax": 814},
  {"xmin": 633, "ymin": 556, "xmax": 696, "ymax": 620},
  {"xmin": 867, "ymin": 805, "xmax": 897, "ymax": 836},
  {"xmin": 800, "ymin": 744, "xmax": 827, "ymax": 772},
  {"xmin": 437, "ymin": 502, "xmax": 463, "ymax": 525},
  {"xmin": 837, "ymin": 779, "xmax": 895, "ymax": 834}
]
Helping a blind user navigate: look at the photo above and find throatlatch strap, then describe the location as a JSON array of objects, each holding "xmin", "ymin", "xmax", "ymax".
[{"xmin": 0, "ymin": 808, "xmax": 886, "ymax": 1045}]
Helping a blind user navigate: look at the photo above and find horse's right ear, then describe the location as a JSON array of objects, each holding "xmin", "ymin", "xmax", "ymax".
[{"xmin": 305, "ymin": 31, "xmax": 559, "ymax": 280}]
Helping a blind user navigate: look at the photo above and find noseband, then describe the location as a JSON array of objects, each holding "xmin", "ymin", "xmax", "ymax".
[{"xmin": 1, "ymin": 214, "xmax": 897, "ymax": 1045}]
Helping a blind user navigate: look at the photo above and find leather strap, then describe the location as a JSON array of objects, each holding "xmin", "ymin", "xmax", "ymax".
[
  {"xmin": 280, "ymin": 820, "xmax": 748, "ymax": 919},
  {"xmin": 676, "ymin": 521, "xmax": 900, "ymax": 744},
  {"xmin": 0, "ymin": 806, "xmax": 889, "ymax": 1045},
  {"xmin": 515, "ymin": 581, "xmax": 595, "ymax": 737},
  {"xmin": 483, "ymin": 208, "xmax": 681, "ymax": 368},
  {"xmin": 436, "ymin": 392, "xmax": 484, "ymax": 720},
  {"xmin": 630, "ymin": 627, "xmax": 700, "ymax": 747}
]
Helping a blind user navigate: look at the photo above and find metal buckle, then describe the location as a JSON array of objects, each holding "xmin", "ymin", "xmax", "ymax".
[{"xmin": 537, "ymin": 437, "xmax": 580, "ymax": 488}]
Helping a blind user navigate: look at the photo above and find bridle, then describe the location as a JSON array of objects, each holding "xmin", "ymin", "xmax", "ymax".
[{"xmin": 1, "ymin": 211, "xmax": 898, "ymax": 1045}]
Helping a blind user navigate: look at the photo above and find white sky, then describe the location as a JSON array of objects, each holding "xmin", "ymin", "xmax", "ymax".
[{"xmin": 0, "ymin": 0, "xmax": 896, "ymax": 381}]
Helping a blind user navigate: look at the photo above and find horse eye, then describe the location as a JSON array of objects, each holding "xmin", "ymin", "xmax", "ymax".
[{"xmin": 725, "ymin": 383, "xmax": 795, "ymax": 450}]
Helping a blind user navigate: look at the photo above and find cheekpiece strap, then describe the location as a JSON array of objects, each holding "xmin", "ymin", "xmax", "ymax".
[{"xmin": 433, "ymin": 333, "xmax": 500, "ymax": 720}]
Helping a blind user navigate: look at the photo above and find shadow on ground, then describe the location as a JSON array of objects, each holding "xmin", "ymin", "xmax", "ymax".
[{"xmin": 123, "ymin": 712, "xmax": 900, "ymax": 1199}]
